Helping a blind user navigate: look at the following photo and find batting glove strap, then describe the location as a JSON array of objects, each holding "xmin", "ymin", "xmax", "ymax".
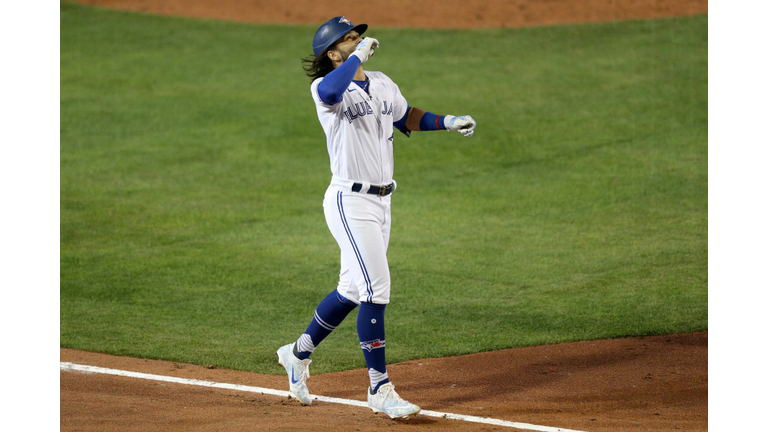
[
  {"xmin": 444, "ymin": 115, "xmax": 477, "ymax": 137},
  {"xmin": 351, "ymin": 37, "xmax": 379, "ymax": 63}
]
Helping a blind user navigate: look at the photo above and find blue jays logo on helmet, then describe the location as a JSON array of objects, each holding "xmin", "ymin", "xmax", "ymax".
[{"xmin": 313, "ymin": 16, "xmax": 368, "ymax": 57}]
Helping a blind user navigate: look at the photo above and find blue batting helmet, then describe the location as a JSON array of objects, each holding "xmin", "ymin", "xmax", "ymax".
[{"xmin": 312, "ymin": 16, "xmax": 368, "ymax": 56}]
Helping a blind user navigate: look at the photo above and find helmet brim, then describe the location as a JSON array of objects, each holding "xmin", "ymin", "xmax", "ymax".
[
  {"xmin": 324, "ymin": 24, "xmax": 369, "ymax": 55},
  {"xmin": 313, "ymin": 19, "xmax": 369, "ymax": 56},
  {"xmin": 352, "ymin": 24, "xmax": 368, "ymax": 38}
]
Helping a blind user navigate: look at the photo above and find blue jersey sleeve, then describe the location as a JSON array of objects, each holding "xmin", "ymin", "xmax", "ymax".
[
  {"xmin": 393, "ymin": 107, "xmax": 409, "ymax": 132},
  {"xmin": 317, "ymin": 56, "xmax": 362, "ymax": 105}
]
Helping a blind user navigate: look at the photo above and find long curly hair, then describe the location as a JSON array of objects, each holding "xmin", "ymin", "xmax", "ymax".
[{"xmin": 301, "ymin": 47, "xmax": 336, "ymax": 80}]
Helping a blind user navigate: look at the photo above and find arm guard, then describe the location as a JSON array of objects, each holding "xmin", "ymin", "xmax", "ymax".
[{"xmin": 394, "ymin": 106, "xmax": 447, "ymax": 136}]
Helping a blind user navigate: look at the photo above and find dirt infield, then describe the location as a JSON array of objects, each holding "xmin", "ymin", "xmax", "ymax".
[
  {"xmin": 62, "ymin": 1, "xmax": 708, "ymax": 430},
  {"xmin": 74, "ymin": 0, "xmax": 707, "ymax": 29},
  {"xmin": 61, "ymin": 332, "xmax": 707, "ymax": 431}
]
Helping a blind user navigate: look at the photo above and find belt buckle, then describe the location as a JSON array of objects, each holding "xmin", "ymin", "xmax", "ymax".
[{"xmin": 378, "ymin": 184, "xmax": 392, "ymax": 197}]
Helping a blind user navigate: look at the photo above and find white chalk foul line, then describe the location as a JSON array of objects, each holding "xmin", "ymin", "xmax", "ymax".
[{"xmin": 60, "ymin": 362, "xmax": 587, "ymax": 432}]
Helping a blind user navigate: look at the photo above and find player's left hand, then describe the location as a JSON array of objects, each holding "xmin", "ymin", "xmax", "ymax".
[{"xmin": 445, "ymin": 115, "xmax": 476, "ymax": 137}]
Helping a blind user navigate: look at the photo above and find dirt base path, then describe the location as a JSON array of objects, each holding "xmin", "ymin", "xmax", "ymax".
[
  {"xmin": 61, "ymin": 332, "xmax": 707, "ymax": 431},
  {"xmin": 74, "ymin": 0, "xmax": 707, "ymax": 29}
]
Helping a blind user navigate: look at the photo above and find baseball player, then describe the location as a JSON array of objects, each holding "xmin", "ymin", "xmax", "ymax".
[{"xmin": 276, "ymin": 16, "xmax": 476, "ymax": 419}]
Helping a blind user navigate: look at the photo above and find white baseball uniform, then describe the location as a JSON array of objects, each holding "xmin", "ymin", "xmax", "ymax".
[{"xmin": 310, "ymin": 71, "xmax": 409, "ymax": 305}]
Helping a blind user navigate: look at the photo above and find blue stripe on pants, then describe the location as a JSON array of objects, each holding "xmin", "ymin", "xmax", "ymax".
[{"xmin": 336, "ymin": 191, "xmax": 374, "ymax": 302}]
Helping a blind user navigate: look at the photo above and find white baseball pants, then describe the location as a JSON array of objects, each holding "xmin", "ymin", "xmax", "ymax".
[{"xmin": 323, "ymin": 186, "xmax": 392, "ymax": 305}]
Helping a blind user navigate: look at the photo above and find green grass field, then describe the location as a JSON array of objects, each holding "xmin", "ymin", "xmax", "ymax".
[{"xmin": 60, "ymin": 2, "xmax": 707, "ymax": 374}]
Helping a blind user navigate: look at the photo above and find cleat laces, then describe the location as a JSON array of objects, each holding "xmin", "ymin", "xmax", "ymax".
[
  {"xmin": 379, "ymin": 383, "xmax": 404, "ymax": 403},
  {"xmin": 291, "ymin": 357, "xmax": 311, "ymax": 386},
  {"xmin": 299, "ymin": 359, "xmax": 311, "ymax": 382}
]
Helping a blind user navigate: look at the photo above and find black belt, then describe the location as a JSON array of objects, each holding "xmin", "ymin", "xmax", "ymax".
[{"xmin": 352, "ymin": 182, "xmax": 395, "ymax": 197}]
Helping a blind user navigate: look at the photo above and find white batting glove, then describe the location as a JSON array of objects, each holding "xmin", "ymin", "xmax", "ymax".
[
  {"xmin": 445, "ymin": 115, "xmax": 477, "ymax": 137},
  {"xmin": 351, "ymin": 37, "xmax": 379, "ymax": 63}
]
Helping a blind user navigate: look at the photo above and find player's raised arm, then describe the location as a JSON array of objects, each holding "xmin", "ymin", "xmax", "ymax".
[{"xmin": 316, "ymin": 56, "xmax": 360, "ymax": 105}]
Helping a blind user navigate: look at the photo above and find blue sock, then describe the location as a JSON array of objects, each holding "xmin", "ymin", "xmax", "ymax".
[
  {"xmin": 294, "ymin": 290, "xmax": 358, "ymax": 360},
  {"xmin": 357, "ymin": 302, "xmax": 390, "ymax": 393}
]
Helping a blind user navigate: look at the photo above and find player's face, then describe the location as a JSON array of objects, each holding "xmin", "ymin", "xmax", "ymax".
[{"xmin": 330, "ymin": 30, "xmax": 362, "ymax": 63}]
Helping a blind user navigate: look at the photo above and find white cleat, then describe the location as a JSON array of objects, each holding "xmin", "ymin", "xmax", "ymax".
[
  {"xmin": 367, "ymin": 382, "xmax": 421, "ymax": 419},
  {"xmin": 276, "ymin": 343, "xmax": 313, "ymax": 405}
]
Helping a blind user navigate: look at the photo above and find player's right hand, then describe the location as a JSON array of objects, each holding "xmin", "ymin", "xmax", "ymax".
[{"xmin": 351, "ymin": 37, "xmax": 379, "ymax": 63}]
